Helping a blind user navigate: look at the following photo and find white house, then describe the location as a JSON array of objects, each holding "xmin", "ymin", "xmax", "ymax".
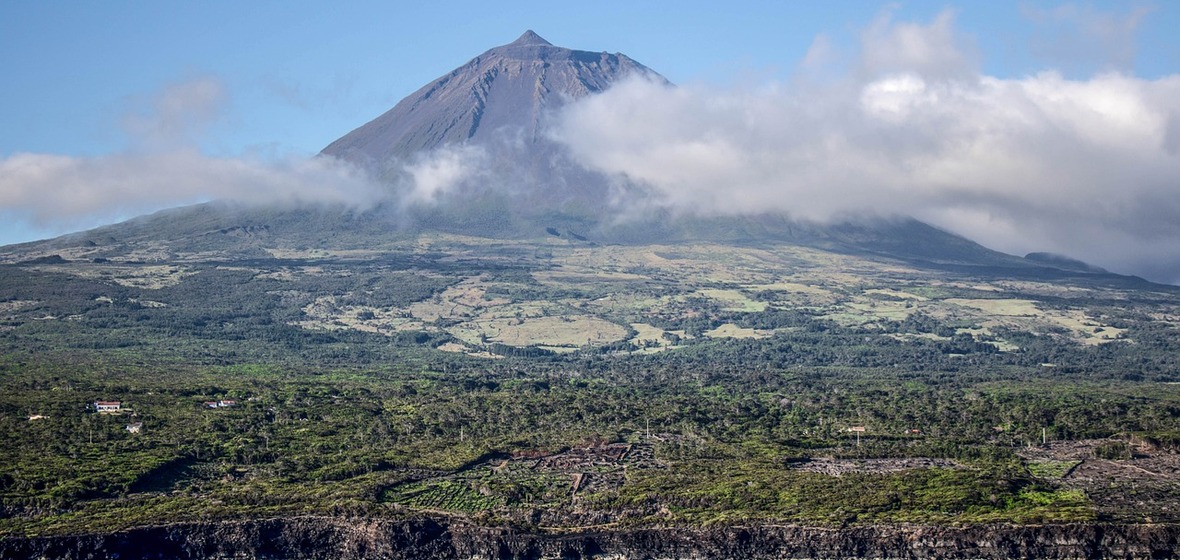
[{"xmin": 95, "ymin": 401, "xmax": 122, "ymax": 413}]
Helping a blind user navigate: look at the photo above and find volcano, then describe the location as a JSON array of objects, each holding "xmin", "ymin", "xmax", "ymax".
[
  {"xmin": 322, "ymin": 30, "xmax": 662, "ymax": 170},
  {"xmin": 317, "ymin": 30, "xmax": 672, "ymax": 232},
  {"xmin": 0, "ymin": 31, "xmax": 1131, "ymax": 279},
  {"xmin": 5, "ymin": 30, "xmax": 1180, "ymax": 557}
]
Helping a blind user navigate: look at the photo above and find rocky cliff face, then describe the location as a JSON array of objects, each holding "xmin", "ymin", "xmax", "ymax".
[{"xmin": 4, "ymin": 517, "xmax": 1179, "ymax": 559}]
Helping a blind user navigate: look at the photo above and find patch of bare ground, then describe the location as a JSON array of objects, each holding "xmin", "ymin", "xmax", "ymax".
[
  {"xmin": 0, "ymin": 300, "xmax": 38, "ymax": 314},
  {"xmin": 30, "ymin": 264, "xmax": 196, "ymax": 288},
  {"xmin": 1020, "ymin": 439, "xmax": 1180, "ymax": 522},
  {"xmin": 787, "ymin": 457, "xmax": 960, "ymax": 476}
]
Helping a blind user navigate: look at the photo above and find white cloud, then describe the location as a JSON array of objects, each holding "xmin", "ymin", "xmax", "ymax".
[
  {"xmin": 1022, "ymin": 3, "xmax": 1154, "ymax": 74},
  {"xmin": 800, "ymin": 34, "xmax": 836, "ymax": 70},
  {"xmin": 0, "ymin": 73, "xmax": 495, "ymax": 242},
  {"xmin": 858, "ymin": 8, "xmax": 978, "ymax": 80},
  {"xmin": 551, "ymin": 10, "xmax": 1180, "ymax": 284},
  {"xmin": 120, "ymin": 77, "xmax": 228, "ymax": 152},
  {"xmin": 0, "ymin": 150, "xmax": 384, "ymax": 228},
  {"xmin": 0, "ymin": 76, "xmax": 387, "ymax": 236},
  {"xmin": 402, "ymin": 144, "xmax": 488, "ymax": 204}
]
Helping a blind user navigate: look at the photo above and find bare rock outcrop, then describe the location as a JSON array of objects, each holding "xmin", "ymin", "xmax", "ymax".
[{"xmin": 4, "ymin": 517, "xmax": 1179, "ymax": 559}]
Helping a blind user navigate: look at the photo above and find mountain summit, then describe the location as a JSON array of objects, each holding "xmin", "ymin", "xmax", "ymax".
[
  {"xmin": 321, "ymin": 31, "xmax": 663, "ymax": 170},
  {"xmin": 509, "ymin": 29, "xmax": 552, "ymax": 46}
]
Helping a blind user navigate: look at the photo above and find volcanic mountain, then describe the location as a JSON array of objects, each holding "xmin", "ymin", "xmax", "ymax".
[
  {"xmin": 320, "ymin": 30, "xmax": 670, "ymax": 233},
  {"xmin": 322, "ymin": 30, "xmax": 661, "ymax": 170},
  {"xmin": 0, "ymin": 31, "xmax": 1126, "ymax": 279},
  {"xmin": 7, "ymin": 32, "xmax": 1180, "ymax": 558}
]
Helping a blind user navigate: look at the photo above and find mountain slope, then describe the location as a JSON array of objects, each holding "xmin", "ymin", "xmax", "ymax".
[{"xmin": 321, "ymin": 30, "xmax": 662, "ymax": 169}]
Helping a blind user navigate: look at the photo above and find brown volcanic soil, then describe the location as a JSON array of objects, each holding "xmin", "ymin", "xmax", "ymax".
[{"xmin": 1019, "ymin": 439, "xmax": 1180, "ymax": 523}]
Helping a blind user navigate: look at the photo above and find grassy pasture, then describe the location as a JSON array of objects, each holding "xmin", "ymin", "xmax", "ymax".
[
  {"xmin": 704, "ymin": 323, "xmax": 771, "ymax": 339},
  {"xmin": 698, "ymin": 289, "xmax": 768, "ymax": 312},
  {"xmin": 450, "ymin": 315, "xmax": 630, "ymax": 348},
  {"xmin": 33, "ymin": 264, "xmax": 196, "ymax": 289}
]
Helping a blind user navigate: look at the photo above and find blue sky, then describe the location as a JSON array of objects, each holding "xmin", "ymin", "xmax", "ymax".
[
  {"xmin": 4, "ymin": 1, "xmax": 1174, "ymax": 158},
  {"xmin": 2, "ymin": 1, "xmax": 1180, "ymax": 281}
]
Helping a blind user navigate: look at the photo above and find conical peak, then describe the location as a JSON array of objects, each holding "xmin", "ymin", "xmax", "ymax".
[
  {"xmin": 508, "ymin": 30, "xmax": 552, "ymax": 47},
  {"xmin": 322, "ymin": 30, "xmax": 667, "ymax": 163}
]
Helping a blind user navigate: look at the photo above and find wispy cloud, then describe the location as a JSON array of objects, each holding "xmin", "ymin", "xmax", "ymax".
[
  {"xmin": 0, "ymin": 76, "xmax": 385, "ymax": 234},
  {"xmin": 858, "ymin": 8, "xmax": 979, "ymax": 79},
  {"xmin": 119, "ymin": 76, "xmax": 228, "ymax": 152},
  {"xmin": 551, "ymin": 9, "xmax": 1180, "ymax": 283},
  {"xmin": 0, "ymin": 150, "xmax": 382, "ymax": 226},
  {"xmin": 1022, "ymin": 3, "xmax": 1155, "ymax": 74}
]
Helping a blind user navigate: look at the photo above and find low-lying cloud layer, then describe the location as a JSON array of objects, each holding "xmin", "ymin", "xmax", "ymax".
[
  {"xmin": 0, "ymin": 76, "xmax": 386, "ymax": 236},
  {"xmin": 0, "ymin": 72, "xmax": 508, "ymax": 240},
  {"xmin": 550, "ymin": 10, "xmax": 1180, "ymax": 284},
  {"xmin": 0, "ymin": 150, "xmax": 382, "ymax": 225}
]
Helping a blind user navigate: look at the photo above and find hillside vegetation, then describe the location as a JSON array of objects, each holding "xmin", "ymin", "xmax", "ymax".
[{"xmin": 2, "ymin": 233, "xmax": 1179, "ymax": 536}]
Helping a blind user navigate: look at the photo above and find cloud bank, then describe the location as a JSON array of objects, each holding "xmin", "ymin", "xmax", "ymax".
[
  {"xmin": 0, "ymin": 76, "xmax": 386, "ymax": 236},
  {"xmin": 550, "ymin": 9, "xmax": 1180, "ymax": 284},
  {"xmin": 0, "ymin": 150, "xmax": 383, "ymax": 225}
]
